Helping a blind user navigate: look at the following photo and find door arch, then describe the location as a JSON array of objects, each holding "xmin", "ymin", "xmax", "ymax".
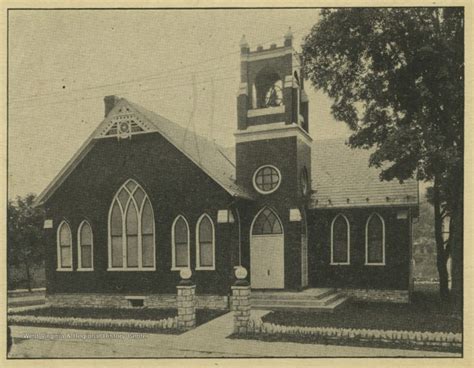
[{"xmin": 250, "ymin": 207, "xmax": 285, "ymax": 289}]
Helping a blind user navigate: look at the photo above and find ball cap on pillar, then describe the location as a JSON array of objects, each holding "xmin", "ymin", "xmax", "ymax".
[
  {"xmin": 234, "ymin": 266, "xmax": 249, "ymax": 286},
  {"xmin": 179, "ymin": 268, "xmax": 193, "ymax": 285},
  {"xmin": 240, "ymin": 34, "xmax": 249, "ymax": 54},
  {"xmin": 284, "ymin": 26, "xmax": 293, "ymax": 47}
]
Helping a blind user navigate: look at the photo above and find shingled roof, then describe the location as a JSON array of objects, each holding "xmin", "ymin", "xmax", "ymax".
[
  {"xmin": 309, "ymin": 139, "xmax": 419, "ymax": 209},
  {"xmin": 36, "ymin": 98, "xmax": 418, "ymax": 208},
  {"xmin": 127, "ymin": 101, "xmax": 254, "ymax": 200},
  {"xmin": 35, "ymin": 98, "xmax": 254, "ymax": 206}
]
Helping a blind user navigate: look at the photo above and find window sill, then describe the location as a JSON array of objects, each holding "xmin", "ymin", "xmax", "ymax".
[
  {"xmin": 107, "ymin": 267, "xmax": 156, "ymax": 272},
  {"xmin": 196, "ymin": 266, "xmax": 215, "ymax": 271},
  {"xmin": 77, "ymin": 268, "xmax": 94, "ymax": 272},
  {"xmin": 247, "ymin": 105, "xmax": 285, "ymax": 118},
  {"xmin": 171, "ymin": 267, "xmax": 190, "ymax": 271},
  {"xmin": 330, "ymin": 263, "xmax": 350, "ymax": 266},
  {"xmin": 365, "ymin": 263, "xmax": 385, "ymax": 266},
  {"xmin": 56, "ymin": 268, "xmax": 73, "ymax": 272}
]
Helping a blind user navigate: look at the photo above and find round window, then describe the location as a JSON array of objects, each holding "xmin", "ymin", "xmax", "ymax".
[
  {"xmin": 253, "ymin": 165, "xmax": 281, "ymax": 194},
  {"xmin": 300, "ymin": 167, "xmax": 309, "ymax": 196}
]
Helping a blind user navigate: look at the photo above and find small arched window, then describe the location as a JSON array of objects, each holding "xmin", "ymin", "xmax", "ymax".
[
  {"xmin": 78, "ymin": 221, "xmax": 93, "ymax": 271},
  {"xmin": 196, "ymin": 214, "xmax": 215, "ymax": 270},
  {"xmin": 331, "ymin": 214, "xmax": 350, "ymax": 265},
  {"xmin": 57, "ymin": 221, "xmax": 73, "ymax": 271},
  {"xmin": 172, "ymin": 215, "xmax": 190, "ymax": 270},
  {"xmin": 366, "ymin": 213, "xmax": 385, "ymax": 265},
  {"xmin": 252, "ymin": 207, "xmax": 283, "ymax": 235},
  {"xmin": 108, "ymin": 179, "xmax": 155, "ymax": 270}
]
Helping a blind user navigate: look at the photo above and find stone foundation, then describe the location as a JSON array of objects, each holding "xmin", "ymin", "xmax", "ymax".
[
  {"xmin": 46, "ymin": 293, "xmax": 229, "ymax": 309},
  {"xmin": 341, "ymin": 289, "xmax": 410, "ymax": 303}
]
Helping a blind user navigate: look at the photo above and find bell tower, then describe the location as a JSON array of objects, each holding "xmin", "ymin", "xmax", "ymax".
[{"xmin": 235, "ymin": 28, "xmax": 312, "ymax": 205}]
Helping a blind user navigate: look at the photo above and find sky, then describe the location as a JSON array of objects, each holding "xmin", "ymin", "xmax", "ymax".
[{"xmin": 8, "ymin": 9, "xmax": 351, "ymax": 199}]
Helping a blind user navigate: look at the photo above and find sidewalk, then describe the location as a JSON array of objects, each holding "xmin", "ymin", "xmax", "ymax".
[{"xmin": 9, "ymin": 311, "xmax": 460, "ymax": 358}]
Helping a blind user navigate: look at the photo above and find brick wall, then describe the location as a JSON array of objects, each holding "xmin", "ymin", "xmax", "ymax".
[{"xmin": 44, "ymin": 133, "xmax": 238, "ymax": 296}]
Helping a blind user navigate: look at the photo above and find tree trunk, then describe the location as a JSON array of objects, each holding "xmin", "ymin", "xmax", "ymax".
[
  {"xmin": 24, "ymin": 259, "xmax": 32, "ymax": 292},
  {"xmin": 450, "ymin": 177, "xmax": 463, "ymax": 310},
  {"xmin": 433, "ymin": 176, "xmax": 450, "ymax": 302}
]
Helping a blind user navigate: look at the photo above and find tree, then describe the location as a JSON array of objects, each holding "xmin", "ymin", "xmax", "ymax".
[
  {"xmin": 302, "ymin": 8, "xmax": 463, "ymax": 304},
  {"xmin": 8, "ymin": 194, "xmax": 45, "ymax": 291}
]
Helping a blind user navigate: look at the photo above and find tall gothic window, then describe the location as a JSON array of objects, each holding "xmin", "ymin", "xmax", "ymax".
[
  {"xmin": 78, "ymin": 220, "xmax": 93, "ymax": 270},
  {"xmin": 57, "ymin": 221, "xmax": 73, "ymax": 270},
  {"xmin": 196, "ymin": 214, "xmax": 215, "ymax": 270},
  {"xmin": 171, "ymin": 215, "xmax": 190, "ymax": 270},
  {"xmin": 366, "ymin": 213, "xmax": 385, "ymax": 265},
  {"xmin": 331, "ymin": 214, "xmax": 350, "ymax": 265},
  {"xmin": 108, "ymin": 179, "xmax": 155, "ymax": 270}
]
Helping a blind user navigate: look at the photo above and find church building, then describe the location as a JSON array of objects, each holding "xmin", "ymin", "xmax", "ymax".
[{"xmin": 36, "ymin": 30, "xmax": 419, "ymax": 309}]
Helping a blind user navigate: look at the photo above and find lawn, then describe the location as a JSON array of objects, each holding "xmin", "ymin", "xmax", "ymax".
[
  {"xmin": 9, "ymin": 307, "xmax": 227, "ymax": 333},
  {"xmin": 11, "ymin": 306, "xmax": 178, "ymax": 321},
  {"xmin": 262, "ymin": 291, "xmax": 462, "ymax": 333}
]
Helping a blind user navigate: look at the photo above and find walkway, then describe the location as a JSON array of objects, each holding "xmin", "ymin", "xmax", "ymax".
[{"xmin": 9, "ymin": 310, "xmax": 459, "ymax": 358}]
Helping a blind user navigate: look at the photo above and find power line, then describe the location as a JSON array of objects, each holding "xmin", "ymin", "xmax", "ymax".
[
  {"xmin": 9, "ymin": 64, "xmax": 239, "ymax": 104},
  {"xmin": 9, "ymin": 26, "xmax": 310, "ymax": 103},
  {"xmin": 9, "ymin": 75, "xmax": 238, "ymax": 114}
]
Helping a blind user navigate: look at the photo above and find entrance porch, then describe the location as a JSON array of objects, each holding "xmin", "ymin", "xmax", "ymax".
[{"xmin": 250, "ymin": 288, "xmax": 349, "ymax": 313}]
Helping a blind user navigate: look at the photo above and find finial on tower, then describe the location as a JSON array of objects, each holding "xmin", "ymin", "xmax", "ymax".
[
  {"xmin": 240, "ymin": 35, "xmax": 249, "ymax": 54},
  {"xmin": 284, "ymin": 27, "xmax": 293, "ymax": 47}
]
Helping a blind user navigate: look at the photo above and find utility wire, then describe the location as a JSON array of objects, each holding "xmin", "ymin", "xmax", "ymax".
[
  {"xmin": 10, "ymin": 26, "xmax": 309, "ymax": 103},
  {"xmin": 9, "ymin": 75, "xmax": 238, "ymax": 112}
]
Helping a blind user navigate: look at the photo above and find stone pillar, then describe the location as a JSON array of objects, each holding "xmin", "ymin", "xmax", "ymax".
[
  {"xmin": 176, "ymin": 269, "xmax": 196, "ymax": 330},
  {"xmin": 231, "ymin": 266, "xmax": 251, "ymax": 334}
]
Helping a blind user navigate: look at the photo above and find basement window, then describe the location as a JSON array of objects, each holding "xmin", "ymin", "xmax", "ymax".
[{"xmin": 126, "ymin": 297, "xmax": 145, "ymax": 307}]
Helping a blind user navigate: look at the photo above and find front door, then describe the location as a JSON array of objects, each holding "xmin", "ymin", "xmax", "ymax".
[{"xmin": 250, "ymin": 208, "xmax": 284, "ymax": 289}]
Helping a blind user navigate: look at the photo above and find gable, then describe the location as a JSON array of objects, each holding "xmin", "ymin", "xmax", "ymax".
[
  {"xmin": 35, "ymin": 98, "xmax": 253, "ymax": 206},
  {"xmin": 98, "ymin": 102, "xmax": 156, "ymax": 139}
]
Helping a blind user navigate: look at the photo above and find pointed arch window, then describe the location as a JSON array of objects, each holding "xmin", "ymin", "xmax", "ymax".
[
  {"xmin": 252, "ymin": 207, "xmax": 283, "ymax": 235},
  {"xmin": 366, "ymin": 213, "xmax": 385, "ymax": 265},
  {"xmin": 172, "ymin": 215, "xmax": 190, "ymax": 270},
  {"xmin": 78, "ymin": 221, "xmax": 93, "ymax": 271},
  {"xmin": 196, "ymin": 214, "xmax": 215, "ymax": 270},
  {"xmin": 108, "ymin": 179, "xmax": 155, "ymax": 270},
  {"xmin": 331, "ymin": 214, "xmax": 350, "ymax": 265},
  {"xmin": 57, "ymin": 221, "xmax": 73, "ymax": 271}
]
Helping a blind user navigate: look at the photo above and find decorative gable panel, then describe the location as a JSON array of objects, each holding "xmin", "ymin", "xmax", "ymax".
[{"xmin": 98, "ymin": 105, "xmax": 155, "ymax": 139}]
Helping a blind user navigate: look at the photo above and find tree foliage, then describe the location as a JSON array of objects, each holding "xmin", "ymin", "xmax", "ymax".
[
  {"xmin": 8, "ymin": 194, "xmax": 45, "ymax": 290},
  {"xmin": 302, "ymin": 8, "xmax": 463, "ymax": 302},
  {"xmin": 302, "ymin": 8, "xmax": 463, "ymax": 184}
]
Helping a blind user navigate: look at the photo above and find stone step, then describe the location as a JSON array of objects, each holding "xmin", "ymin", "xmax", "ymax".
[
  {"xmin": 251, "ymin": 295, "xmax": 349, "ymax": 313},
  {"xmin": 251, "ymin": 291, "xmax": 342, "ymax": 307},
  {"xmin": 251, "ymin": 288, "xmax": 335, "ymax": 301}
]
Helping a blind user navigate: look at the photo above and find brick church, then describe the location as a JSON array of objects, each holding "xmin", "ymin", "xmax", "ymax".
[{"xmin": 36, "ymin": 30, "xmax": 419, "ymax": 308}]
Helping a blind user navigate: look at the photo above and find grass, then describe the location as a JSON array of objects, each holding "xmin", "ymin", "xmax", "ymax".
[
  {"xmin": 261, "ymin": 283, "xmax": 462, "ymax": 334},
  {"xmin": 9, "ymin": 307, "xmax": 227, "ymax": 333},
  {"xmin": 230, "ymin": 332, "xmax": 462, "ymax": 354},
  {"xmin": 235, "ymin": 285, "xmax": 462, "ymax": 353},
  {"xmin": 11, "ymin": 306, "xmax": 177, "ymax": 321}
]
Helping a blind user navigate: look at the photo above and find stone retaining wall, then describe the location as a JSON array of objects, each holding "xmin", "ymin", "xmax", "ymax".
[
  {"xmin": 341, "ymin": 289, "xmax": 409, "ymax": 303},
  {"xmin": 46, "ymin": 293, "xmax": 229, "ymax": 309}
]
